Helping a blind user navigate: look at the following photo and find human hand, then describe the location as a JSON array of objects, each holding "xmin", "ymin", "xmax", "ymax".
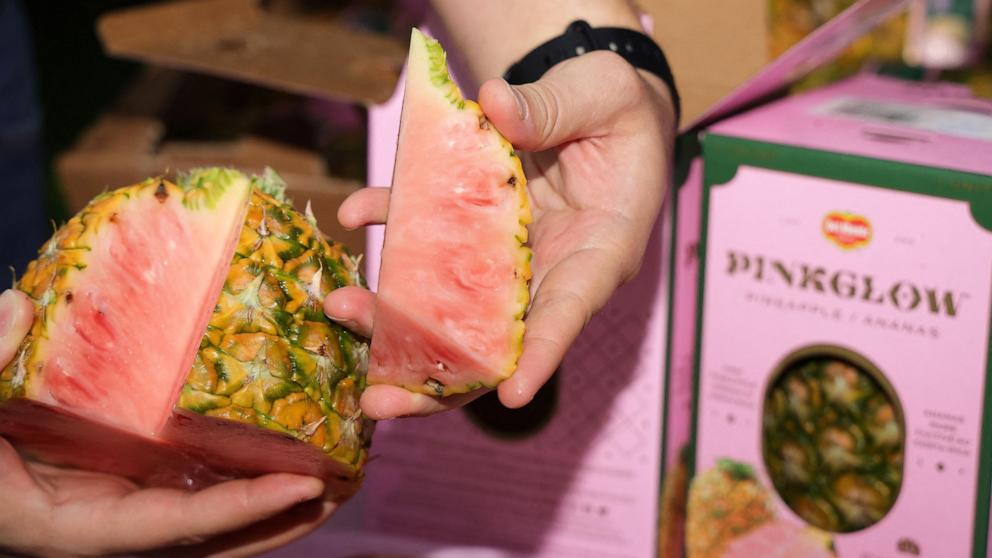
[
  {"xmin": 327, "ymin": 50, "xmax": 676, "ymax": 420},
  {"xmin": 0, "ymin": 289, "xmax": 335, "ymax": 558}
]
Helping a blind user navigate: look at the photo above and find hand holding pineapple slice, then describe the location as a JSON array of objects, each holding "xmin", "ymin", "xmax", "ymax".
[
  {"xmin": 328, "ymin": 32, "xmax": 676, "ymax": 420},
  {"xmin": 0, "ymin": 287, "xmax": 337, "ymax": 556}
]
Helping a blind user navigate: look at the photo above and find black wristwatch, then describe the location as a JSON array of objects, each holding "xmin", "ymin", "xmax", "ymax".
[{"xmin": 503, "ymin": 20, "xmax": 681, "ymax": 125}]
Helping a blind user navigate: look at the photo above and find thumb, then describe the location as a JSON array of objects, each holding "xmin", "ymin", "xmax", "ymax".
[
  {"xmin": 478, "ymin": 51, "xmax": 645, "ymax": 152},
  {"xmin": 0, "ymin": 290, "xmax": 33, "ymax": 369}
]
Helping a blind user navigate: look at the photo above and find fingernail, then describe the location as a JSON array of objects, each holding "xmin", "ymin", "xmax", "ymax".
[
  {"xmin": 323, "ymin": 302, "xmax": 348, "ymax": 322},
  {"xmin": 504, "ymin": 80, "xmax": 527, "ymax": 120},
  {"xmin": 326, "ymin": 315, "xmax": 355, "ymax": 329}
]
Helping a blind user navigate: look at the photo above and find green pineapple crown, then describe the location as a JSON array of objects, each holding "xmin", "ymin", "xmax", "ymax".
[
  {"xmin": 176, "ymin": 166, "xmax": 290, "ymax": 208},
  {"xmin": 717, "ymin": 457, "xmax": 757, "ymax": 481},
  {"xmin": 250, "ymin": 167, "xmax": 289, "ymax": 203},
  {"xmin": 412, "ymin": 28, "xmax": 464, "ymax": 109}
]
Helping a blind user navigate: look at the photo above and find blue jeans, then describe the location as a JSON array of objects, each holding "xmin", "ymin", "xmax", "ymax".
[{"xmin": 0, "ymin": 0, "xmax": 47, "ymax": 277}]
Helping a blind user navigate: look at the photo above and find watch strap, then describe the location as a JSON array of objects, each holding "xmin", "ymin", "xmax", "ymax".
[{"xmin": 503, "ymin": 20, "xmax": 680, "ymax": 124}]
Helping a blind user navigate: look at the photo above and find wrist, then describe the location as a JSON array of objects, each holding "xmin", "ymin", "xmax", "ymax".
[
  {"xmin": 636, "ymin": 68, "xmax": 678, "ymax": 132},
  {"xmin": 431, "ymin": 0, "xmax": 644, "ymax": 83},
  {"xmin": 503, "ymin": 20, "xmax": 680, "ymax": 124}
]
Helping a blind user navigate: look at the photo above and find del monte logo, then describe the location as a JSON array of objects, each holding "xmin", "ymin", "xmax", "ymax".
[{"xmin": 822, "ymin": 211, "xmax": 871, "ymax": 250}]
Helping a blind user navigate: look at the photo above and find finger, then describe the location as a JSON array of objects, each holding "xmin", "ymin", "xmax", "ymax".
[
  {"xmin": 27, "ymin": 460, "xmax": 139, "ymax": 500},
  {"xmin": 0, "ymin": 289, "xmax": 33, "ymax": 369},
  {"xmin": 86, "ymin": 474, "xmax": 324, "ymax": 553},
  {"xmin": 498, "ymin": 247, "xmax": 624, "ymax": 408},
  {"xmin": 0, "ymin": 438, "xmax": 49, "ymax": 552},
  {"xmin": 338, "ymin": 187, "xmax": 390, "ymax": 230},
  {"xmin": 206, "ymin": 500, "xmax": 336, "ymax": 558},
  {"xmin": 324, "ymin": 286, "xmax": 375, "ymax": 338},
  {"xmin": 143, "ymin": 499, "xmax": 338, "ymax": 558},
  {"xmin": 478, "ymin": 51, "xmax": 648, "ymax": 152},
  {"xmin": 360, "ymin": 384, "xmax": 487, "ymax": 420},
  {"xmin": 0, "ymin": 437, "xmax": 43, "ymax": 497}
]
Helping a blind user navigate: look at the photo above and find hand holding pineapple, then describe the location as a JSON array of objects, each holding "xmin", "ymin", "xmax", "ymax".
[
  {"xmin": 0, "ymin": 289, "xmax": 334, "ymax": 557},
  {"xmin": 327, "ymin": 49, "xmax": 677, "ymax": 419}
]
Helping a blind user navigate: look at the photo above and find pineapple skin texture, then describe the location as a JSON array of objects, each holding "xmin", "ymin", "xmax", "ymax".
[
  {"xmin": 1, "ymin": 175, "xmax": 371, "ymax": 479},
  {"xmin": 180, "ymin": 189, "xmax": 371, "ymax": 470}
]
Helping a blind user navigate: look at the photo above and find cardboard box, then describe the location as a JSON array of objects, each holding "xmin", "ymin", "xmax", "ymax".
[
  {"xmin": 660, "ymin": 4, "xmax": 915, "ymax": 558},
  {"xmin": 640, "ymin": 0, "xmax": 911, "ymax": 128},
  {"xmin": 640, "ymin": 0, "xmax": 770, "ymax": 128},
  {"xmin": 687, "ymin": 72, "xmax": 992, "ymax": 558}
]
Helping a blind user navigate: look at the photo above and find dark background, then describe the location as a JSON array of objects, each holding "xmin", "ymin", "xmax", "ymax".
[{"xmin": 24, "ymin": 1, "xmax": 148, "ymax": 223}]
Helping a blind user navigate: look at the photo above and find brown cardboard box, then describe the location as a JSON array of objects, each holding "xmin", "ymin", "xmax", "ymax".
[
  {"xmin": 640, "ymin": 0, "xmax": 771, "ymax": 128},
  {"xmin": 639, "ymin": 0, "xmax": 912, "ymax": 128}
]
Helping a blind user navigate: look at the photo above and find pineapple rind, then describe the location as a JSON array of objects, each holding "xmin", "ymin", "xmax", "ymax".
[
  {"xmin": 416, "ymin": 28, "xmax": 465, "ymax": 110},
  {"xmin": 178, "ymin": 167, "xmax": 241, "ymax": 211},
  {"xmin": 179, "ymin": 187, "xmax": 371, "ymax": 470},
  {"xmin": 462, "ymin": 98, "xmax": 532, "ymax": 383}
]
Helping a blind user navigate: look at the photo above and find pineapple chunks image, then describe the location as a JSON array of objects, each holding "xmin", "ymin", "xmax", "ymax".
[
  {"xmin": 763, "ymin": 353, "xmax": 904, "ymax": 533},
  {"xmin": 686, "ymin": 458, "xmax": 778, "ymax": 558}
]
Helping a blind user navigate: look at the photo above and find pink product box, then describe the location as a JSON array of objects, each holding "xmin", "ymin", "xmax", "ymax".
[
  {"xmin": 682, "ymin": 73, "xmax": 992, "ymax": 558},
  {"xmin": 664, "ymin": 3, "xmax": 919, "ymax": 557}
]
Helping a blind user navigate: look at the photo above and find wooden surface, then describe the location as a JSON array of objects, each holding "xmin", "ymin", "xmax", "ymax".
[
  {"xmin": 56, "ymin": 113, "xmax": 366, "ymax": 253},
  {"xmin": 97, "ymin": 0, "xmax": 406, "ymax": 105}
]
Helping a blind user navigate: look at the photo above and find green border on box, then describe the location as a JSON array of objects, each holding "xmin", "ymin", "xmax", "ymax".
[
  {"xmin": 691, "ymin": 133, "xmax": 992, "ymax": 557},
  {"xmin": 657, "ymin": 133, "xmax": 703, "ymax": 558}
]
